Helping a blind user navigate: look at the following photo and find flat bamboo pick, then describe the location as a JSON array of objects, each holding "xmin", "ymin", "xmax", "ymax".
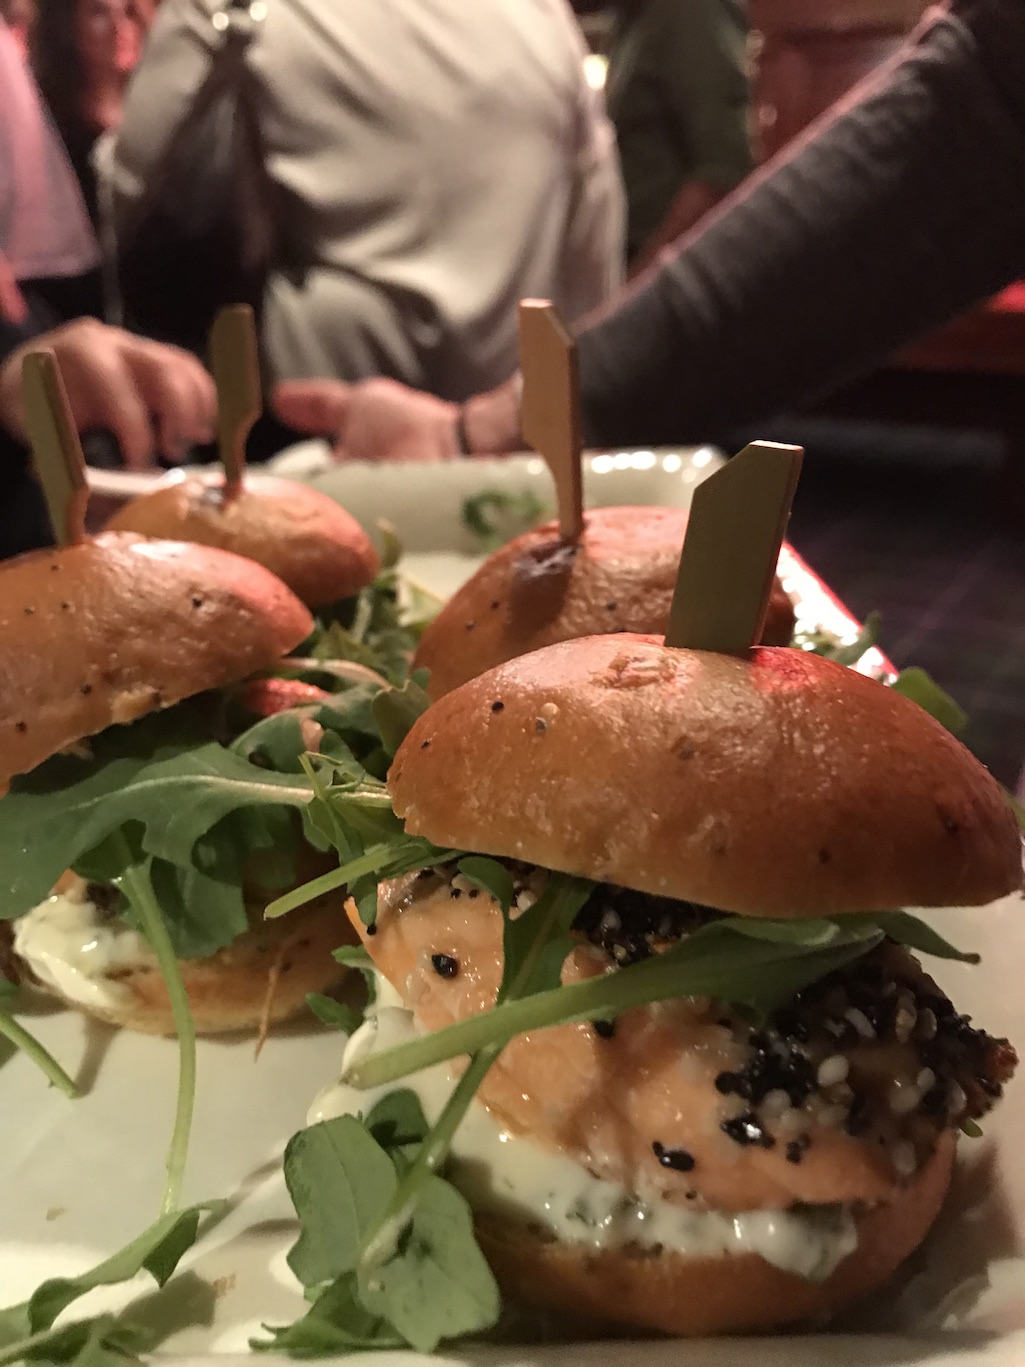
[
  {"xmin": 665, "ymin": 441, "xmax": 803, "ymax": 654},
  {"xmin": 518, "ymin": 299, "xmax": 584, "ymax": 542},
  {"xmin": 210, "ymin": 303, "xmax": 261, "ymax": 495},
  {"xmin": 21, "ymin": 350, "xmax": 88, "ymax": 547}
]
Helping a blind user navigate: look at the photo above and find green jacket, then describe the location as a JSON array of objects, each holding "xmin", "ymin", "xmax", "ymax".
[{"xmin": 606, "ymin": 0, "xmax": 753, "ymax": 258}]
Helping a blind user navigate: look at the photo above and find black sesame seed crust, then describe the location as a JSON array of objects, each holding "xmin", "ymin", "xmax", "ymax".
[
  {"xmin": 652, "ymin": 1141, "xmax": 696, "ymax": 1172},
  {"xmin": 431, "ymin": 952, "xmax": 459, "ymax": 979},
  {"xmin": 406, "ymin": 860, "xmax": 1017, "ymax": 1172}
]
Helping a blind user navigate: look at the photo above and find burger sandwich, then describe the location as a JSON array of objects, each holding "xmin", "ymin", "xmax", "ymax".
[
  {"xmin": 271, "ymin": 634, "xmax": 1020, "ymax": 1349},
  {"xmin": 105, "ymin": 471, "xmax": 380, "ymax": 612},
  {"xmin": 414, "ymin": 505, "xmax": 796, "ymax": 697},
  {"xmin": 0, "ymin": 531, "xmax": 392, "ymax": 1036}
]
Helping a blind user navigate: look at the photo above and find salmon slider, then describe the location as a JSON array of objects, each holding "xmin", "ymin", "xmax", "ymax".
[
  {"xmin": 329, "ymin": 635, "xmax": 1020, "ymax": 1337},
  {"xmin": 414, "ymin": 506, "xmax": 796, "ymax": 698}
]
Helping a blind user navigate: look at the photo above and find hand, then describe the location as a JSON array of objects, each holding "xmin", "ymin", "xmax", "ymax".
[
  {"xmin": 273, "ymin": 376, "xmax": 461, "ymax": 462},
  {"xmin": 0, "ymin": 319, "xmax": 217, "ymax": 467},
  {"xmin": 0, "ymin": 253, "xmax": 27, "ymax": 326}
]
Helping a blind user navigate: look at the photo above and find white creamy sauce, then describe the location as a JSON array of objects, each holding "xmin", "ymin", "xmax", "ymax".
[
  {"xmin": 309, "ymin": 976, "xmax": 859, "ymax": 1283},
  {"xmin": 13, "ymin": 885, "xmax": 151, "ymax": 1012}
]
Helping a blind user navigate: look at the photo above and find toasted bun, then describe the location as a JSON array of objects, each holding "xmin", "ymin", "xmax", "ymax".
[
  {"xmin": 389, "ymin": 637, "xmax": 1021, "ymax": 915},
  {"xmin": 78, "ymin": 893, "xmax": 355, "ymax": 1036},
  {"xmin": 476, "ymin": 1129, "xmax": 955, "ymax": 1336},
  {"xmin": 413, "ymin": 507, "xmax": 796, "ymax": 698},
  {"xmin": 106, "ymin": 472, "xmax": 379, "ymax": 607},
  {"xmin": 29, "ymin": 872, "xmax": 356, "ymax": 1036},
  {"xmin": 0, "ymin": 532, "xmax": 312, "ymax": 787}
]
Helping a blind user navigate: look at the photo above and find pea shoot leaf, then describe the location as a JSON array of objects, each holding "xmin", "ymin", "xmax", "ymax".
[
  {"xmin": 283, "ymin": 1118, "xmax": 397, "ymax": 1288},
  {"xmin": 256, "ymin": 1275, "xmax": 405, "ymax": 1355},
  {"xmin": 364, "ymin": 1089, "xmax": 429, "ymax": 1157},
  {"xmin": 355, "ymin": 1175, "xmax": 500, "ymax": 1353}
]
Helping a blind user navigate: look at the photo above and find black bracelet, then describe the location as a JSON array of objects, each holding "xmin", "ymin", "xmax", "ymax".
[{"xmin": 454, "ymin": 403, "xmax": 472, "ymax": 457}]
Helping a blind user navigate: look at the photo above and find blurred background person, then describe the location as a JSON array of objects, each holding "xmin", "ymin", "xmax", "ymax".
[
  {"xmin": 0, "ymin": 0, "xmax": 32, "ymax": 53},
  {"xmin": 276, "ymin": 0, "xmax": 1025, "ymax": 459},
  {"xmin": 604, "ymin": 0, "xmax": 753, "ymax": 271},
  {"xmin": 0, "ymin": 13, "xmax": 101, "ymax": 328},
  {"xmin": 0, "ymin": 317, "xmax": 217, "ymax": 559},
  {"xmin": 106, "ymin": 0, "xmax": 624, "ymax": 401},
  {"xmin": 30, "ymin": 0, "xmax": 155, "ymax": 226}
]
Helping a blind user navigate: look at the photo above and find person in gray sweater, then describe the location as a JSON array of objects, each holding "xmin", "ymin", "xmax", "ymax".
[{"xmin": 272, "ymin": 0, "xmax": 1025, "ymax": 458}]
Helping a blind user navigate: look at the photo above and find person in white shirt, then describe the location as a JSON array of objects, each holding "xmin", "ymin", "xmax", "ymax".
[{"xmin": 107, "ymin": 0, "xmax": 625, "ymax": 400}]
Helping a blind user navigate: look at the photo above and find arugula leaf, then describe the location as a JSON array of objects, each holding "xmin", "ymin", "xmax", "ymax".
[
  {"xmin": 1004, "ymin": 787, "xmax": 1025, "ymax": 834},
  {"xmin": 371, "ymin": 680, "xmax": 431, "ymax": 759},
  {"xmin": 306, "ymin": 994, "xmax": 363, "ymax": 1034},
  {"xmin": 0, "ymin": 710, "xmax": 311, "ymax": 933},
  {"xmin": 283, "ymin": 1119, "xmax": 397, "ymax": 1289},
  {"xmin": 356, "ymin": 1176, "xmax": 500, "ymax": 1353},
  {"xmin": 0, "ymin": 1201, "xmax": 224, "ymax": 1350},
  {"xmin": 726, "ymin": 917, "xmax": 843, "ymax": 947},
  {"xmin": 456, "ymin": 857, "xmax": 514, "ymax": 913},
  {"xmin": 347, "ymin": 921, "xmax": 886, "ymax": 1091},
  {"xmin": 331, "ymin": 944, "xmax": 378, "ymax": 1021},
  {"xmin": 233, "ymin": 688, "xmax": 388, "ymax": 777},
  {"xmin": 497, "ymin": 875, "xmax": 593, "ymax": 1004},
  {"xmin": 891, "ymin": 667, "xmax": 967, "ymax": 735},
  {"xmin": 844, "ymin": 910, "xmax": 979, "ymax": 963},
  {"xmin": 461, "ymin": 489, "xmax": 549, "ymax": 552},
  {"xmin": 307, "ymin": 544, "xmax": 439, "ymax": 688}
]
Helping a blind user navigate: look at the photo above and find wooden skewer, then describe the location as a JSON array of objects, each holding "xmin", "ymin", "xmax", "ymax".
[
  {"xmin": 518, "ymin": 299, "xmax": 584, "ymax": 543},
  {"xmin": 210, "ymin": 304, "xmax": 261, "ymax": 497},
  {"xmin": 665, "ymin": 441, "xmax": 804, "ymax": 654},
  {"xmin": 21, "ymin": 350, "xmax": 89, "ymax": 547}
]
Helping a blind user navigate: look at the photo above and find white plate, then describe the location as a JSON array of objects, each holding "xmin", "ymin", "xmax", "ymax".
[{"xmin": 4, "ymin": 456, "xmax": 1020, "ymax": 1365}]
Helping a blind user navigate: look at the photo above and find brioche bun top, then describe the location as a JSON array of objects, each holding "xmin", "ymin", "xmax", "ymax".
[
  {"xmin": 389, "ymin": 636, "xmax": 1021, "ymax": 916},
  {"xmin": 106, "ymin": 471, "xmax": 379, "ymax": 607},
  {"xmin": 413, "ymin": 506, "xmax": 796, "ymax": 698},
  {"xmin": 0, "ymin": 532, "xmax": 312, "ymax": 786}
]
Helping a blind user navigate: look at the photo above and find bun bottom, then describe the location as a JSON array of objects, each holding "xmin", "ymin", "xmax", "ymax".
[
  {"xmin": 45, "ymin": 889, "xmax": 355, "ymax": 1036},
  {"xmin": 476, "ymin": 1130, "xmax": 955, "ymax": 1337}
]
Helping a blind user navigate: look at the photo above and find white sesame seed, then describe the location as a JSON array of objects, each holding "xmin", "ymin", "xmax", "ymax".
[
  {"xmin": 894, "ymin": 1007, "xmax": 917, "ymax": 1043},
  {"xmin": 816, "ymin": 1104, "xmax": 848, "ymax": 1129},
  {"xmin": 888, "ymin": 1078, "xmax": 921, "ymax": 1115},
  {"xmin": 761, "ymin": 1089, "xmax": 791, "ymax": 1118},
  {"xmin": 916, "ymin": 1068, "xmax": 936, "ymax": 1092},
  {"xmin": 844, "ymin": 1007, "xmax": 876, "ymax": 1039},
  {"xmin": 916, "ymin": 1007, "xmax": 938, "ymax": 1041},
  {"xmin": 947, "ymin": 1082, "xmax": 967, "ymax": 1118},
  {"xmin": 891, "ymin": 1141, "xmax": 917, "ymax": 1178},
  {"xmin": 776, "ymin": 1107, "xmax": 804, "ymax": 1134},
  {"xmin": 817, "ymin": 1054, "xmax": 850, "ymax": 1088}
]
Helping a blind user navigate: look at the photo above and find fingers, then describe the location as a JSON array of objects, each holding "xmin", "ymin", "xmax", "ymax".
[
  {"xmin": 0, "ymin": 256, "xmax": 27, "ymax": 327},
  {"xmin": 272, "ymin": 378, "xmax": 351, "ymax": 436},
  {"xmin": 126, "ymin": 340, "xmax": 217, "ymax": 462},
  {"xmin": 47, "ymin": 328, "xmax": 156, "ymax": 468}
]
